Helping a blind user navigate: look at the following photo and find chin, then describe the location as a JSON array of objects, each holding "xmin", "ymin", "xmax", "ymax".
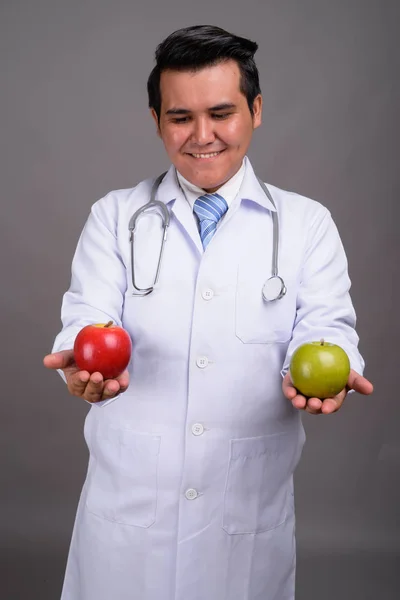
[
  {"xmin": 177, "ymin": 155, "xmax": 233, "ymax": 189},
  {"xmin": 192, "ymin": 172, "xmax": 228, "ymax": 192}
]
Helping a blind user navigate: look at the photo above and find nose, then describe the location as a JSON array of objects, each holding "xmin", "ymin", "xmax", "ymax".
[{"xmin": 191, "ymin": 116, "xmax": 215, "ymax": 146}]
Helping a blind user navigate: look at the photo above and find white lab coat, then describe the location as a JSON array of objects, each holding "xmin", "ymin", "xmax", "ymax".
[{"xmin": 53, "ymin": 157, "xmax": 364, "ymax": 600}]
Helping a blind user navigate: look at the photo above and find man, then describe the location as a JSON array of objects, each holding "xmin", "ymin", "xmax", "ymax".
[{"xmin": 44, "ymin": 25, "xmax": 373, "ymax": 600}]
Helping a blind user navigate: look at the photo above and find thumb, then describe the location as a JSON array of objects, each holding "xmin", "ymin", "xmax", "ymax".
[
  {"xmin": 43, "ymin": 349, "xmax": 75, "ymax": 370},
  {"xmin": 347, "ymin": 369, "xmax": 374, "ymax": 395}
]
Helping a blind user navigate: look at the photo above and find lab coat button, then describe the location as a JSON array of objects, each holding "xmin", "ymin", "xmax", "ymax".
[
  {"xmin": 196, "ymin": 356, "xmax": 209, "ymax": 368},
  {"xmin": 202, "ymin": 289, "xmax": 214, "ymax": 300},
  {"xmin": 185, "ymin": 488, "xmax": 198, "ymax": 500},
  {"xmin": 192, "ymin": 423, "xmax": 204, "ymax": 436}
]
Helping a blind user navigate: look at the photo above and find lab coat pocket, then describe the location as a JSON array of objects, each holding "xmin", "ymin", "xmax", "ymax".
[
  {"xmin": 85, "ymin": 423, "xmax": 161, "ymax": 528},
  {"xmin": 222, "ymin": 433, "xmax": 294, "ymax": 535},
  {"xmin": 235, "ymin": 265, "xmax": 295, "ymax": 344}
]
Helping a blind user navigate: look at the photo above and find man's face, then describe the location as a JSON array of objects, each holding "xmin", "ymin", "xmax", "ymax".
[{"xmin": 151, "ymin": 60, "xmax": 262, "ymax": 192}]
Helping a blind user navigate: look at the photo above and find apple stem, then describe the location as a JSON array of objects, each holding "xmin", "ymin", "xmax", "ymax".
[
  {"xmin": 105, "ymin": 321, "xmax": 113, "ymax": 328},
  {"xmin": 320, "ymin": 338, "xmax": 325, "ymax": 346}
]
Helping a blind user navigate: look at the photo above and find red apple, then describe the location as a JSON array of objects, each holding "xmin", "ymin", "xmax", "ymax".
[
  {"xmin": 74, "ymin": 321, "xmax": 132, "ymax": 379},
  {"xmin": 289, "ymin": 339, "xmax": 350, "ymax": 399}
]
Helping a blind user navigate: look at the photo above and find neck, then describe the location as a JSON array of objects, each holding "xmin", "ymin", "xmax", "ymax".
[{"xmin": 177, "ymin": 160, "xmax": 246, "ymax": 194}]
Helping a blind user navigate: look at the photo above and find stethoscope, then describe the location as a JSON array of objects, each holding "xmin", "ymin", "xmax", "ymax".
[{"xmin": 128, "ymin": 172, "xmax": 286, "ymax": 302}]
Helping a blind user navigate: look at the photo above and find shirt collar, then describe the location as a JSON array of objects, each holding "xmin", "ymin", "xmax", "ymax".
[
  {"xmin": 176, "ymin": 159, "xmax": 246, "ymax": 210},
  {"xmin": 156, "ymin": 156, "xmax": 277, "ymax": 213}
]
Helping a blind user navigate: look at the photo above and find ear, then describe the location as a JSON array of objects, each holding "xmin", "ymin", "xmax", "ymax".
[
  {"xmin": 252, "ymin": 94, "xmax": 263, "ymax": 129},
  {"xmin": 150, "ymin": 108, "xmax": 162, "ymax": 138}
]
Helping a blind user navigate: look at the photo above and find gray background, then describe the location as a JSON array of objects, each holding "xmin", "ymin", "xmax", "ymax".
[{"xmin": 1, "ymin": 0, "xmax": 399, "ymax": 598}]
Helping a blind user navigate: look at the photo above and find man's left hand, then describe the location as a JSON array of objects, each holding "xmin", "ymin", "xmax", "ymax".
[{"xmin": 282, "ymin": 369, "xmax": 374, "ymax": 415}]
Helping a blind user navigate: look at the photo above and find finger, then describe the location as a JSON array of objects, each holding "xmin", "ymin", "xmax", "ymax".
[
  {"xmin": 67, "ymin": 370, "xmax": 91, "ymax": 396},
  {"xmin": 100, "ymin": 370, "xmax": 130, "ymax": 401},
  {"xmin": 83, "ymin": 372, "xmax": 105, "ymax": 403},
  {"xmin": 306, "ymin": 397, "xmax": 323, "ymax": 413},
  {"xmin": 320, "ymin": 389, "xmax": 347, "ymax": 414},
  {"xmin": 282, "ymin": 373, "xmax": 297, "ymax": 400},
  {"xmin": 347, "ymin": 370, "xmax": 374, "ymax": 395},
  {"xmin": 101, "ymin": 380, "xmax": 121, "ymax": 401},
  {"xmin": 291, "ymin": 394, "xmax": 307, "ymax": 410},
  {"xmin": 320, "ymin": 397, "xmax": 340, "ymax": 414},
  {"xmin": 116, "ymin": 370, "xmax": 130, "ymax": 393},
  {"xmin": 304, "ymin": 405, "xmax": 322, "ymax": 415},
  {"xmin": 43, "ymin": 350, "xmax": 75, "ymax": 370}
]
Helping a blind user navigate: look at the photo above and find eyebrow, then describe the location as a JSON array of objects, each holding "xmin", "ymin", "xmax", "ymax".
[{"xmin": 165, "ymin": 103, "xmax": 237, "ymax": 115}]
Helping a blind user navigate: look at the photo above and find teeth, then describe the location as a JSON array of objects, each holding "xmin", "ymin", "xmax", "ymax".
[{"xmin": 191, "ymin": 152, "xmax": 221, "ymax": 158}]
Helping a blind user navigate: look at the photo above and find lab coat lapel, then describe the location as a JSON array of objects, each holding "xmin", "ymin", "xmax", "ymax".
[
  {"xmin": 152, "ymin": 159, "xmax": 275, "ymax": 253},
  {"xmin": 156, "ymin": 166, "xmax": 203, "ymax": 255},
  {"xmin": 215, "ymin": 157, "xmax": 277, "ymax": 234},
  {"xmin": 238, "ymin": 158, "xmax": 277, "ymax": 213}
]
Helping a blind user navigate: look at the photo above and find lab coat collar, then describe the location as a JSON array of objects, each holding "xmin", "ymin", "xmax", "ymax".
[
  {"xmin": 155, "ymin": 164, "xmax": 183, "ymax": 207},
  {"xmin": 154, "ymin": 157, "xmax": 276, "ymax": 255},
  {"xmin": 238, "ymin": 157, "xmax": 277, "ymax": 212},
  {"xmin": 156, "ymin": 165, "xmax": 204, "ymax": 254},
  {"xmin": 156, "ymin": 156, "xmax": 277, "ymax": 213}
]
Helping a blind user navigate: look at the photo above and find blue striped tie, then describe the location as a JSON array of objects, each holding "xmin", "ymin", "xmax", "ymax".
[{"xmin": 193, "ymin": 193, "xmax": 229, "ymax": 249}]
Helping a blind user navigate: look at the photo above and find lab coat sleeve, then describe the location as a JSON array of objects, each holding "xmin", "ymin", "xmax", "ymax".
[
  {"xmin": 280, "ymin": 207, "xmax": 365, "ymax": 390},
  {"xmin": 52, "ymin": 196, "xmax": 128, "ymax": 407}
]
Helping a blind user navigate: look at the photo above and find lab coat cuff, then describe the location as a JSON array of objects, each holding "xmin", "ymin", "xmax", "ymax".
[
  {"xmin": 57, "ymin": 368, "xmax": 68, "ymax": 385},
  {"xmin": 86, "ymin": 392, "xmax": 124, "ymax": 408}
]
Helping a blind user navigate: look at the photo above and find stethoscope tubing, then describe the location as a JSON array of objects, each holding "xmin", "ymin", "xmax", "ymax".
[{"xmin": 128, "ymin": 173, "xmax": 286, "ymax": 301}]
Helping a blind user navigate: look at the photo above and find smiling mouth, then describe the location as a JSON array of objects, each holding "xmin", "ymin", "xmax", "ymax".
[{"xmin": 187, "ymin": 150, "xmax": 225, "ymax": 159}]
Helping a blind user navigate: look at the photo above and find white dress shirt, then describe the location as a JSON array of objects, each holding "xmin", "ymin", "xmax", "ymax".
[{"xmin": 176, "ymin": 159, "xmax": 246, "ymax": 220}]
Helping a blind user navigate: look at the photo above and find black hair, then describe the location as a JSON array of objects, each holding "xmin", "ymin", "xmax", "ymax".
[{"xmin": 147, "ymin": 25, "xmax": 261, "ymax": 122}]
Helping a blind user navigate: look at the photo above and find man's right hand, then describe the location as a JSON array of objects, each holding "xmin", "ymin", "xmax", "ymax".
[{"xmin": 43, "ymin": 350, "xmax": 130, "ymax": 403}]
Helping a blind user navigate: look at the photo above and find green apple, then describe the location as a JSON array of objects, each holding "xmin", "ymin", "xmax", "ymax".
[{"xmin": 289, "ymin": 339, "xmax": 350, "ymax": 399}]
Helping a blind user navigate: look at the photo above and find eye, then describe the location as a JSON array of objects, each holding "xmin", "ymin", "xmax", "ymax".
[
  {"xmin": 172, "ymin": 117, "xmax": 190, "ymax": 124},
  {"xmin": 212, "ymin": 113, "xmax": 231, "ymax": 120}
]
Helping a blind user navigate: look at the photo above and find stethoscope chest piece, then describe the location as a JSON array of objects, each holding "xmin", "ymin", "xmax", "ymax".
[{"xmin": 262, "ymin": 276, "xmax": 286, "ymax": 302}]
